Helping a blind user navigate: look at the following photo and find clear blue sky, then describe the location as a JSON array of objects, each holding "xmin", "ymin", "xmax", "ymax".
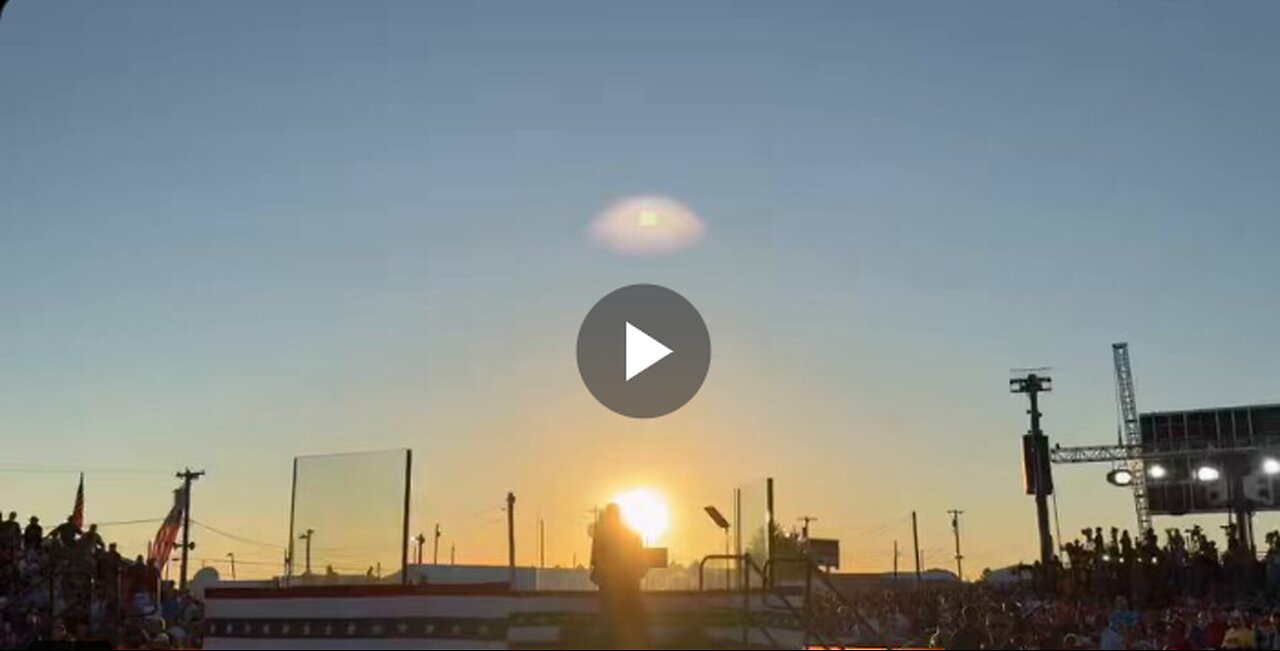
[{"xmin": 3, "ymin": 1, "xmax": 1280, "ymax": 576}]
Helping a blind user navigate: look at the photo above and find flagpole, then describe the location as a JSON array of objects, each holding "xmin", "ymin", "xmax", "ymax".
[{"xmin": 72, "ymin": 472, "xmax": 85, "ymax": 530}]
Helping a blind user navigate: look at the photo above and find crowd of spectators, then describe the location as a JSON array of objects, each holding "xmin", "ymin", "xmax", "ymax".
[
  {"xmin": 814, "ymin": 524, "xmax": 1280, "ymax": 649},
  {"xmin": 15, "ymin": 507, "xmax": 1280, "ymax": 649},
  {"xmin": 833, "ymin": 585, "xmax": 1280, "ymax": 649},
  {"xmin": 0, "ymin": 510, "xmax": 202, "ymax": 648}
]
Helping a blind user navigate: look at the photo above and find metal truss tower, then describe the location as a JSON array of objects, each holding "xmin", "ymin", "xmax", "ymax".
[{"xmin": 1113, "ymin": 343, "xmax": 1152, "ymax": 534}]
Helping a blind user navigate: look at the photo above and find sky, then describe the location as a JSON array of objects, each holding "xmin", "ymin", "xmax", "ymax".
[{"xmin": 3, "ymin": 1, "xmax": 1280, "ymax": 580}]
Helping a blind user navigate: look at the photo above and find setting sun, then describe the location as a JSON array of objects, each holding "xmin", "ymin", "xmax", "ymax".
[{"xmin": 612, "ymin": 487, "xmax": 671, "ymax": 544}]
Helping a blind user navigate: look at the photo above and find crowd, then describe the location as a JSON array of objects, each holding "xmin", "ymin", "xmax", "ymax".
[
  {"xmin": 814, "ymin": 524, "xmax": 1280, "ymax": 649},
  {"xmin": 0, "ymin": 510, "xmax": 202, "ymax": 648},
  {"xmin": 13, "ymin": 507, "xmax": 1280, "ymax": 649},
  {"xmin": 833, "ymin": 585, "xmax": 1280, "ymax": 649},
  {"xmin": 1043, "ymin": 523, "xmax": 1280, "ymax": 606}
]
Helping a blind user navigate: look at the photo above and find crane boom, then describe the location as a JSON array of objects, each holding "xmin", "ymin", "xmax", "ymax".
[{"xmin": 1113, "ymin": 342, "xmax": 1152, "ymax": 533}]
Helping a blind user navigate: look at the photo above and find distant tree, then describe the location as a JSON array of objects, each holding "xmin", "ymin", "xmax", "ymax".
[{"xmin": 743, "ymin": 522, "xmax": 807, "ymax": 583}]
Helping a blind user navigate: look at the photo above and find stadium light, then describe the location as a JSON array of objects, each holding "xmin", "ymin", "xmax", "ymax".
[
  {"xmin": 1147, "ymin": 464, "xmax": 1168, "ymax": 480},
  {"xmin": 1195, "ymin": 465, "xmax": 1221, "ymax": 482},
  {"xmin": 1106, "ymin": 468, "xmax": 1134, "ymax": 487},
  {"xmin": 1263, "ymin": 457, "xmax": 1280, "ymax": 476}
]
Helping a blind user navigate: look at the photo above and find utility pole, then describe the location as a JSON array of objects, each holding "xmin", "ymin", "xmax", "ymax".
[
  {"xmin": 1011, "ymin": 372, "xmax": 1055, "ymax": 566},
  {"xmin": 450, "ymin": 542, "xmax": 456, "ymax": 565},
  {"xmin": 506, "ymin": 492, "xmax": 517, "ymax": 586},
  {"xmin": 911, "ymin": 511, "xmax": 922, "ymax": 584},
  {"xmin": 798, "ymin": 516, "xmax": 817, "ymax": 541},
  {"xmin": 538, "ymin": 518, "xmax": 545, "ymax": 569},
  {"xmin": 414, "ymin": 532, "xmax": 426, "ymax": 565},
  {"xmin": 175, "ymin": 468, "xmax": 205, "ymax": 591},
  {"xmin": 948, "ymin": 510, "xmax": 965, "ymax": 581},
  {"xmin": 892, "ymin": 540, "xmax": 900, "ymax": 582},
  {"xmin": 433, "ymin": 524, "xmax": 441, "ymax": 565},
  {"xmin": 298, "ymin": 529, "xmax": 315, "ymax": 575},
  {"xmin": 226, "ymin": 552, "xmax": 237, "ymax": 580}
]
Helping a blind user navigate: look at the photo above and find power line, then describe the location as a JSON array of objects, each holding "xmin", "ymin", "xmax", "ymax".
[
  {"xmin": 192, "ymin": 556, "xmax": 369, "ymax": 572},
  {"xmin": 0, "ymin": 465, "xmax": 170, "ymax": 476},
  {"xmin": 838, "ymin": 514, "xmax": 911, "ymax": 537},
  {"xmin": 95, "ymin": 518, "xmax": 163, "ymax": 528},
  {"xmin": 191, "ymin": 520, "xmax": 284, "ymax": 551}
]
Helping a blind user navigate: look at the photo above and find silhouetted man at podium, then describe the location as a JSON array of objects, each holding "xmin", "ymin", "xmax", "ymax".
[{"xmin": 591, "ymin": 504, "xmax": 649, "ymax": 649}]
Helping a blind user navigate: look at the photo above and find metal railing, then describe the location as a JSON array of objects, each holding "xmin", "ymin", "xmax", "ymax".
[{"xmin": 698, "ymin": 552, "xmax": 843, "ymax": 649}]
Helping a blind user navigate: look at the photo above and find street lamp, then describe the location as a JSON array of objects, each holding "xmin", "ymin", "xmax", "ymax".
[
  {"xmin": 704, "ymin": 505, "xmax": 731, "ymax": 591},
  {"xmin": 413, "ymin": 533, "xmax": 426, "ymax": 565},
  {"xmin": 298, "ymin": 529, "xmax": 315, "ymax": 575}
]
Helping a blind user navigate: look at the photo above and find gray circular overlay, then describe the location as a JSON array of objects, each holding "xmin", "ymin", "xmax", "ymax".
[{"xmin": 576, "ymin": 284, "xmax": 711, "ymax": 419}]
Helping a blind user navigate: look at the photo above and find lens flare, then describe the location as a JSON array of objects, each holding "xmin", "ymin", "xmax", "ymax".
[{"xmin": 589, "ymin": 196, "xmax": 706, "ymax": 255}]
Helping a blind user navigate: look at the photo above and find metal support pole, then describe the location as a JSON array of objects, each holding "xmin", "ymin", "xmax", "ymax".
[
  {"xmin": 400, "ymin": 451, "xmax": 412, "ymax": 585},
  {"xmin": 506, "ymin": 492, "xmax": 517, "ymax": 586},
  {"xmin": 911, "ymin": 511, "xmax": 921, "ymax": 584}
]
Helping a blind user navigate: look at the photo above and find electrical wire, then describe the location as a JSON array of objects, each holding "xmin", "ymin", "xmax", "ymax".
[
  {"xmin": 94, "ymin": 518, "xmax": 163, "ymax": 528},
  {"xmin": 0, "ymin": 465, "xmax": 171, "ymax": 476},
  {"xmin": 191, "ymin": 519, "xmax": 285, "ymax": 551}
]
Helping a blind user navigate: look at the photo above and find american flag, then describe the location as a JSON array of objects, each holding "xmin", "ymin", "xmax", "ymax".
[
  {"xmin": 70, "ymin": 472, "xmax": 85, "ymax": 530},
  {"xmin": 148, "ymin": 485, "xmax": 186, "ymax": 566}
]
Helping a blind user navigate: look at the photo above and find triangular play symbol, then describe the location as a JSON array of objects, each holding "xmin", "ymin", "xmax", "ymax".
[{"xmin": 626, "ymin": 321, "xmax": 673, "ymax": 381}]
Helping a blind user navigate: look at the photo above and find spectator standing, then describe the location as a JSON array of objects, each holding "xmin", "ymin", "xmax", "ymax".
[
  {"xmin": 50, "ymin": 515, "xmax": 80, "ymax": 548},
  {"xmin": 22, "ymin": 516, "xmax": 42, "ymax": 550},
  {"xmin": 79, "ymin": 523, "xmax": 104, "ymax": 554}
]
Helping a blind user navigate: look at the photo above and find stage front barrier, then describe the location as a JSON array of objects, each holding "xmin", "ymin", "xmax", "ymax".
[
  {"xmin": 203, "ymin": 584, "xmax": 807, "ymax": 650},
  {"xmin": 288, "ymin": 449, "xmax": 411, "ymax": 586}
]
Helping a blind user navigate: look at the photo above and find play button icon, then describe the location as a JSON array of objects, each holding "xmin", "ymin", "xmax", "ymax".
[
  {"xmin": 625, "ymin": 322, "xmax": 672, "ymax": 381},
  {"xmin": 577, "ymin": 284, "xmax": 711, "ymax": 418}
]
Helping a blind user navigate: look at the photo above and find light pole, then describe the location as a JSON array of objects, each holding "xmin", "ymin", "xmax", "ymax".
[
  {"xmin": 705, "ymin": 505, "xmax": 732, "ymax": 591},
  {"xmin": 434, "ymin": 523, "xmax": 442, "ymax": 565},
  {"xmin": 1012, "ymin": 372, "xmax": 1055, "ymax": 566},
  {"xmin": 298, "ymin": 529, "xmax": 315, "ymax": 575},
  {"xmin": 226, "ymin": 552, "xmax": 237, "ymax": 580},
  {"xmin": 506, "ymin": 492, "xmax": 516, "ymax": 586},
  {"xmin": 414, "ymin": 533, "xmax": 426, "ymax": 565}
]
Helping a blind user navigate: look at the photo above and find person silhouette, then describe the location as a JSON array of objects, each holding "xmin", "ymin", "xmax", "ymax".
[
  {"xmin": 590, "ymin": 503, "xmax": 649, "ymax": 649},
  {"xmin": 23, "ymin": 516, "xmax": 42, "ymax": 551}
]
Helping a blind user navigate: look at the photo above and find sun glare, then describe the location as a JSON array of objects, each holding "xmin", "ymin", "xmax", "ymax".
[
  {"xmin": 588, "ymin": 196, "xmax": 706, "ymax": 255},
  {"xmin": 612, "ymin": 487, "xmax": 671, "ymax": 544}
]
